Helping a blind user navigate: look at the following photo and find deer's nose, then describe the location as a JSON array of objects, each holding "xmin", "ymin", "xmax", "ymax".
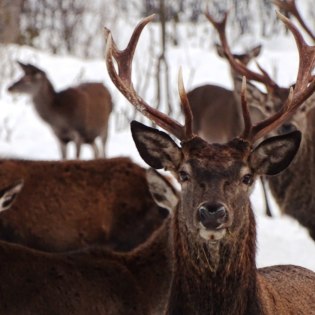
[{"xmin": 197, "ymin": 202, "xmax": 227, "ymax": 230}]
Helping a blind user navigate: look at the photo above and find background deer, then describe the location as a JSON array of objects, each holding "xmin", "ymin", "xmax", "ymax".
[
  {"xmin": 105, "ymin": 13, "xmax": 315, "ymax": 314},
  {"xmin": 0, "ymin": 166, "xmax": 174, "ymax": 315},
  {"xmin": 209, "ymin": 8, "xmax": 315, "ymax": 241},
  {"xmin": 0, "ymin": 157, "xmax": 168, "ymax": 252},
  {"xmin": 8, "ymin": 62, "xmax": 113, "ymax": 159},
  {"xmin": 188, "ymin": 44, "xmax": 262, "ymax": 143}
]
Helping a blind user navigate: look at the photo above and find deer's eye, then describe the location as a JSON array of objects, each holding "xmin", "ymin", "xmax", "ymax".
[
  {"xmin": 242, "ymin": 174, "xmax": 253, "ymax": 186},
  {"xmin": 179, "ymin": 170, "xmax": 190, "ymax": 182}
]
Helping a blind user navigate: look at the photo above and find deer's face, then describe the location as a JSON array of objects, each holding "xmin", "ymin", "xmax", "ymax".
[
  {"xmin": 132, "ymin": 121, "xmax": 301, "ymax": 243},
  {"xmin": 177, "ymin": 138, "xmax": 253, "ymax": 242},
  {"xmin": 8, "ymin": 62, "xmax": 46, "ymax": 96}
]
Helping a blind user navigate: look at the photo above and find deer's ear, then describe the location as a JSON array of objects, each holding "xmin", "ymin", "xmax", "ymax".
[
  {"xmin": 146, "ymin": 168, "xmax": 178, "ymax": 215},
  {"xmin": 0, "ymin": 180, "xmax": 24, "ymax": 212},
  {"xmin": 131, "ymin": 121, "xmax": 183, "ymax": 170},
  {"xmin": 249, "ymin": 44, "xmax": 262, "ymax": 58},
  {"xmin": 215, "ymin": 44, "xmax": 225, "ymax": 58},
  {"xmin": 249, "ymin": 130, "xmax": 301, "ymax": 175}
]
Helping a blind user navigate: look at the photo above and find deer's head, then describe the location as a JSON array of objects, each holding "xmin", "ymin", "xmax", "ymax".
[
  {"xmin": 8, "ymin": 62, "xmax": 47, "ymax": 95},
  {"xmin": 105, "ymin": 14, "xmax": 315, "ymax": 244}
]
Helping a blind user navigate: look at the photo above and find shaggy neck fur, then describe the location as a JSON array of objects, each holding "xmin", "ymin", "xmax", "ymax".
[{"xmin": 167, "ymin": 205, "xmax": 263, "ymax": 315}]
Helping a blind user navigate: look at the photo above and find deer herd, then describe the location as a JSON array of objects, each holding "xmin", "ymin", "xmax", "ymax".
[{"xmin": 1, "ymin": 1, "xmax": 315, "ymax": 314}]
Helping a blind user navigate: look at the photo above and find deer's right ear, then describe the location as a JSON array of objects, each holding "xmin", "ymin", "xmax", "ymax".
[
  {"xmin": 0, "ymin": 180, "xmax": 24, "ymax": 212},
  {"xmin": 131, "ymin": 121, "xmax": 183, "ymax": 170}
]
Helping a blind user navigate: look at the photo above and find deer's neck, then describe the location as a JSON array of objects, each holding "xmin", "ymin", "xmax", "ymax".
[
  {"xmin": 124, "ymin": 218, "xmax": 174, "ymax": 314},
  {"xmin": 32, "ymin": 80, "xmax": 56, "ymax": 122},
  {"xmin": 168, "ymin": 207, "xmax": 262, "ymax": 315}
]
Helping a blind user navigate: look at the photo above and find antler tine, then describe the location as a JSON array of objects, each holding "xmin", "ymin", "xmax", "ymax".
[
  {"xmin": 247, "ymin": 12, "xmax": 315, "ymax": 142},
  {"xmin": 105, "ymin": 16, "xmax": 190, "ymax": 141},
  {"xmin": 277, "ymin": 12, "xmax": 315, "ymax": 90},
  {"xmin": 240, "ymin": 77, "xmax": 252, "ymax": 139},
  {"xmin": 205, "ymin": 10, "xmax": 279, "ymax": 90},
  {"xmin": 274, "ymin": 0, "xmax": 315, "ymax": 42},
  {"xmin": 178, "ymin": 68, "xmax": 193, "ymax": 140}
]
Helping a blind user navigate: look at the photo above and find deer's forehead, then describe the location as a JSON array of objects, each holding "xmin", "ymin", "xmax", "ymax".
[
  {"xmin": 181, "ymin": 137, "xmax": 250, "ymax": 169},
  {"xmin": 183, "ymin": 158, "xmax": 245, "ymax": 179}
]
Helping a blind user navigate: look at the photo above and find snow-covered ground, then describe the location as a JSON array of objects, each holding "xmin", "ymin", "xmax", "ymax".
[{"xmin": 0, "ymin": 17, "xmax": 315, "ymax": 271}]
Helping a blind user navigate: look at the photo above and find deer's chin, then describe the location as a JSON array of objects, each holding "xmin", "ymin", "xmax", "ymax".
[{"xmin": 199, "ymin": 227, "xmax": 227, "ymax": 242}]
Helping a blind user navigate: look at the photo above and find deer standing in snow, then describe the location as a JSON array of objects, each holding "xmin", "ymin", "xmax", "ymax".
[{"xmin": 8, "ymin": 62, "xmax": 113, "ymax": 159}]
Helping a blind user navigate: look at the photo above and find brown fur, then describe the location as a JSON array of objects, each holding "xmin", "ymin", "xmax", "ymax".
[
  {"xmin": 0, "ymin": 157, "xmax": 167, "ymax": 252},
  {"xmin": 0, "ymin": 215, "xmax": 173, "ymax": 315},
  {"xmin": 8, "ymin": 62, "xmax": 113, "ymax": 158}
]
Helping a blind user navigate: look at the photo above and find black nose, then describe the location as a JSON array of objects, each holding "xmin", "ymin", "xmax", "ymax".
[{"xmin": 197, "ymin": 202, "xmax": 227, "ymax": 230}]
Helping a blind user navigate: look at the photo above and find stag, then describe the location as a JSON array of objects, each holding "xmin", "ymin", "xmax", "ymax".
[
  {"xmin": 0, "ymin": 157, "xmax": 167, "ymax": 252},
  {"xmin": 0, "ymin": 165, "xmax": 174, "ymax": 315},
  {"xmin": 8, "ymin": 62, "xmax": 113, "ymax": 159},
  {"xmin": 208, "ymin": 9, "xmax": 315, "ymax": 240},
  {"xmin": 105, "ymin": 13, "xmax": 315, "ymax": 314}
]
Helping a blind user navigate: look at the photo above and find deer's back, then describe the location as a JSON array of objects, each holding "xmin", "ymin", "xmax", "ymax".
[
  {"xmin": 0, "ymin": 157, "xmax": 167, "ymax": 252},
  {"xmin": 55, "ymin": 83, "xmax": 113, "ymax": 142},
  {"xmin": 258, "ymin": 265, "xmax": 315, "ymax": 314},
  {"xmin": 0, "ymin": 240, "xmax": 147, "ymax": 315},
  {"xmin": 187, "ymin": 84, "xmax": 242, "ymax": 143}
]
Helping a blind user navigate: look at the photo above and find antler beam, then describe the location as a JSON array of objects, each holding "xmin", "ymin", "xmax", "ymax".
[
  {"xmin": 105, "ymin": 15, "xmax": 194, "ymax": 142},
  {"xmin": 274, "ymin": 0, "xmax": 315, "ymax": 42}
]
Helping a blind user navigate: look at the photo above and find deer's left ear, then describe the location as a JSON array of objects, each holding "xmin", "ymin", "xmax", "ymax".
[
  {"xmin": 249, "ymin": 130, "xmax": 301, "ymax": 175},
  {"xmin": 131, "ymin": 121, "xmax": 183, "ymax": 171}
]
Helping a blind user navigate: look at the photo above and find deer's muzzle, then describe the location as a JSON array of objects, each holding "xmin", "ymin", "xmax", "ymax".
[{"xmin": 197, "ymin": 202, "xmax": 228, "ymax": 230}]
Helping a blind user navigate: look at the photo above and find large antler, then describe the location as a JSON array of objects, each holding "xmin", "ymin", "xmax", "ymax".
[
  {"xmin": 104, "ymin": 15, "xmax": 194, "ymax": 142},
  {"xmin": 207, "ymin": 11, "xmax": 315, "ymax": 143},
  {"xmin": 274, "ymin": 0, "xmax": 315, "ymax": 42}
]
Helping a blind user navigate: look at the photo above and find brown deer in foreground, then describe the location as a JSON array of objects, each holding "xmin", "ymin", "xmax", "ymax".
[
  {"xmin": 0, "ymin": 157, "xmax": 168, "ymax": 252},
  {"xmin": 208, "ymin": 9, "xmax": 315, "ymax": 241},
  {"xmin": 8, "ymin": 62, "xmax": 113, "ymax": 159},
  {"xmin": 0, "ymin": 164, "xmax": 174, "ymax": 315},
  {"xmin": 105, "ymin": 13, "xmax": 315, "ymax": 314}
]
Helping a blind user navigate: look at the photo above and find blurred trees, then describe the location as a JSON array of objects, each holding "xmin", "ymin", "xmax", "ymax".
[{"xmin": 0, "ymin": 0, "xmax": 314, "ymax": 58}]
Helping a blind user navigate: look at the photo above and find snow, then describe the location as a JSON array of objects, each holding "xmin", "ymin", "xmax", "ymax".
[{"xmin": 0, "ymin": 19, "xmax": 315, "ymax": 271}]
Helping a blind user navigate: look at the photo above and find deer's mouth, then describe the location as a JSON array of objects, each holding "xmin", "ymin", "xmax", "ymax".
[{"xmin": 198, "ymin": 223, "xmax": 229, "ymax": 242}]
